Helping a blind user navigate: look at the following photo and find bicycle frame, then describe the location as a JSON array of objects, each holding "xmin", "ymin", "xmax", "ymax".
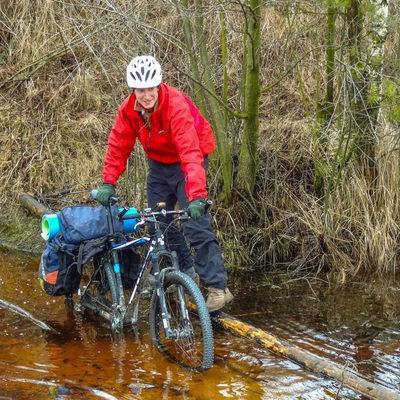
[{"xmin": 104, "ymin": 201, "xmax": 190, "ymax": 337}]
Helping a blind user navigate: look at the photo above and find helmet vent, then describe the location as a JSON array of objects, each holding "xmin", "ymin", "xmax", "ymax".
[{"xmin": 126, "ymin": 55, "xmax": 162, "ymax": 88}]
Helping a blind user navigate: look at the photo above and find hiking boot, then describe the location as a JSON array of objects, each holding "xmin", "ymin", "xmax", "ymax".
[{"xmin": 206, "ymin": 287, "xmax": 233, "ymax": 312}]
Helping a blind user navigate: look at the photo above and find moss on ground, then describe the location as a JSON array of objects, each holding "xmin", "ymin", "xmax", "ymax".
[{"xmin": 0, "ymin": 201, "xmax": 44, "ymax": 255}]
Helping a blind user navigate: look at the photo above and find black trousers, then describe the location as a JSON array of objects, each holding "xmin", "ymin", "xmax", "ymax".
[{"xmin": 146, "ymin": 158, "xmax": 227, "ymax": 289}]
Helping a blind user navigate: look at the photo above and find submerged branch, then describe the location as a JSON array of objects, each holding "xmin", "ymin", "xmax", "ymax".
[{"xmin": 0, "ymin": 298, "xmax": 56, "ymax": 332}]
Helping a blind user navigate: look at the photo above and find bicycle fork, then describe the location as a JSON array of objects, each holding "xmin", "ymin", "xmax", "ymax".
[
  {"xmin": 153, "ymin": 251, "xmax": 192, "ymax": 340},
  {"xmin": 105, "ymin": 203, "xmax": 127, "ymax": 323}
]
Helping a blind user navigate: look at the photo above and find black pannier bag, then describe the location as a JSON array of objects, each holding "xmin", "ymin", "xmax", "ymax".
[
  {"xmin": 118, "ymin": 246, "xmax": 141, "ymax": 290},
  {"xmin": 39, "ymin": 233, "xmax": 109, "ymax": 296},
  {"xmin": 92, "ymin": 244, "xmax": 141, "ymax": 291}
]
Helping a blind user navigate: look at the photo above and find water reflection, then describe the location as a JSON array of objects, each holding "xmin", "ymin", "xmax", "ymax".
[{"xmin": 0, "ymin": 248, "xmax": 399, "ymax": 399}]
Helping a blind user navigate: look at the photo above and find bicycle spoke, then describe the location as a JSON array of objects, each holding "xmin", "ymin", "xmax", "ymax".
[
  {"xmin": 77, "ymin": 261, "xmax": 123, "ymax": 332},
  {"xmin": 164, "ymin": 287, "xmax": 204, "ymax": 367},
  {"xmin": 150, "ymin": 271, "xmax": 214, "ymax": 371}
]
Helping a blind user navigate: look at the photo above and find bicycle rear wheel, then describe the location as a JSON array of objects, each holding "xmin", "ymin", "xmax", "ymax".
[
  {"xmin": 149, "ymin": 270, "xmax": 214, "ymax": 371},
  {"xmin": 78, "ymin": 260, "xmax": 123, "ymax": 332}
]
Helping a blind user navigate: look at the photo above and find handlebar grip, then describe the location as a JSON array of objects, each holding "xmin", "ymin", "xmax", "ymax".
[
  {"xmin": 205, "ymin": 199, "xmax": 213, "ymax": 212},
  {"xmin": 122, "ymin": 213, "xmax": 143, "ymax": 220},
  {"xmin": 91, "ymin": 189, "xmax": 98, "ymax": 199}
]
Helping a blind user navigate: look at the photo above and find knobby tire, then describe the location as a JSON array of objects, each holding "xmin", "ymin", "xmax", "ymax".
[{"xmin": 149, "ymin": 271, "xmax": 214, "ymax": 371}]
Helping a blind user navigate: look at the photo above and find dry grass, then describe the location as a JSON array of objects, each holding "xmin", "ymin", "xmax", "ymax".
[{"xmin": 1, "ymin": 1, "xmax": 400, "ymax": 282}]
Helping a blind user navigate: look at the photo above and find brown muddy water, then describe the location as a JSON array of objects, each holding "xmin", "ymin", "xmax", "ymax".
[{"xmin": 0, "ymin": 247, "xmax": 399, "ymax": 400}]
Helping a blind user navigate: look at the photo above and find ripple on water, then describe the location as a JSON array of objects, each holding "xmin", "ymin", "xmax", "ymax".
[{"xmin": 0, "ymin": 252, "xmax": 399, "ymax": 399}]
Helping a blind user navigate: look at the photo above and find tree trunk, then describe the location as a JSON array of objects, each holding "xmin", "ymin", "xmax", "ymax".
[
  {"xmin": 173, "ymin": 0, "xmax": 233, "ymax": 203},
  {"xmin": 19, "ymin": 193, "xmax": 52, "ymax": 217},
  {"xmin": 237, "ymin": 0, "xmax": 261, "ymax": 193},
  {"xmin": 346, "ymin": 0, "xmax": 388, "ymax": 189},
  {"xmin": 314, "ymin": 1, "xmax": 337, "ymax": 199},
  {"xmin": 0, "ymin": 298, "xmax": 55, "ymax": 331}
]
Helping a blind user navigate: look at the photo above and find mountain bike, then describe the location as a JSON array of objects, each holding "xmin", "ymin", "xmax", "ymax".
[{"xmin": 73, "ymin": 193, "xmax": 214, "ymax": 371}]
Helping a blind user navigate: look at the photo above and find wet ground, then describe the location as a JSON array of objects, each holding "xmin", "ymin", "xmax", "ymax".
[{"xmin": 0, "ymin": 248, "xmax": 399, "ymax": 399}]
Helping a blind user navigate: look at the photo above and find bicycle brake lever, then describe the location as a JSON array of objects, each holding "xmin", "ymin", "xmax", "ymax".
[{"xmin": 134, "ymin": 219, "xmax": 147, "ymax": 229}]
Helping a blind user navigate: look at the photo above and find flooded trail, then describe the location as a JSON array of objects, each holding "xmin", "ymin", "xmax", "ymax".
[{"xmin": 0, "ymin": 248, "xmax": 399, "ymax": 399}]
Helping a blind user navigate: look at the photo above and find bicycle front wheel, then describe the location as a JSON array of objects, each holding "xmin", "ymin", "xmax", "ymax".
[{"xmin": 149, "ymin": 271, "xmax": 214, "ymax": 371}]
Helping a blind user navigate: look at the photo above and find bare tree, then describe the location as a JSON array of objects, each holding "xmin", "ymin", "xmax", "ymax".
[
  {"xmin": 236, "ymin": 0, "xmax": 261, "ymax": 193},
  {"xmin": 171, "ymin": 0, "xmax": 233, "ymax": 202}
]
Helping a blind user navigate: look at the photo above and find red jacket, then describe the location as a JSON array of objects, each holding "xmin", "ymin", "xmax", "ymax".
[{"xmin": 102, "ymin": 83, "xmax": 216, "ymax": 201}]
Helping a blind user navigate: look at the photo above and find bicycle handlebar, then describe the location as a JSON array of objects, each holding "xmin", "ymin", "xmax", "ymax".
[
  {"xmin": 91, "ymin": 189, "xmax": 212, "ymax": 221},
  {"xmin": 119, "ymin": 204, "xmax": 189, "ymax": 221}
]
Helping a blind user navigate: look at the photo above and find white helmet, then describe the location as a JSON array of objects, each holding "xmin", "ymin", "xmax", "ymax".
[{"xmin": 126, "ymin": 55, "xmax": 162, "ymax": 88}]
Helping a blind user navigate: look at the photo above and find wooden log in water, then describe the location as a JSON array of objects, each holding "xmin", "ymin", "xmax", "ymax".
[
  {"xmin": 18, "ymin": 193, "xmax": 52, "ymax": 218},
  {"xmin": 211, "ymin": 311, "xmax": 400, "ymax": 400}
]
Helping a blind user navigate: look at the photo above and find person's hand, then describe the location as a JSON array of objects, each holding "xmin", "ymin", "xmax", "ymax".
[
  {"xmin": 188, "ymin": 198, "xmax": 206, "ymax": 220},
  {"xmin": 96, "ymin": 183, "xmax": 116, "ymax": 206}
]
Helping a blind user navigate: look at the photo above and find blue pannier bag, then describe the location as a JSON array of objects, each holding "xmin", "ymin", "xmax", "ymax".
[
  {"xmin": 38, "ymin": 205, "xmax": 127, "ymax": 296},
  {"xmin": 58, "ymin": 205, "xmax": 125, "ymax": 244}
]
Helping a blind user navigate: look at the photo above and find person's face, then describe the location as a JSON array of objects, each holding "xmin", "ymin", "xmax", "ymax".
[{"xmin": 134, "ymin": 87, "xmax": 159, "ymax": 109}]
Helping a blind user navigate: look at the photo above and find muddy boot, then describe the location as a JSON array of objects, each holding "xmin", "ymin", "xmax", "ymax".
[{"xmin": 205, "ymin": 287, "xmax": 233, "ymax": 312}]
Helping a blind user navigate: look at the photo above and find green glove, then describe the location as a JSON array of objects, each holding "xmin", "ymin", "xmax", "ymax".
[
  {"xmin": 188, "ymin": 198, "xmax": 206, "ymax": 220},
  {"xmin": 96, "ymin": 183, "xmax": 116, "ymax": 206}
]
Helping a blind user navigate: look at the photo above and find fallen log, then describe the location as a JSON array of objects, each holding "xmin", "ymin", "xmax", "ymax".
[
  {"xmin": 211, "ymin": 311, "xmax": 400, "ymax": 400},
  {"xmin": 18, "ymin": 193, "xmax": 52, "ymax": 218},
  {"xmin": 0, "ymin": 298, "xmax": 56, "ymax": 332}
]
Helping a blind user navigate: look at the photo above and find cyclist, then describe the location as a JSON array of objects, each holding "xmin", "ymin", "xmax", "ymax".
[{"xmin": 96, "ymin": 55, "xmax": 233, "ymax": 312}]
